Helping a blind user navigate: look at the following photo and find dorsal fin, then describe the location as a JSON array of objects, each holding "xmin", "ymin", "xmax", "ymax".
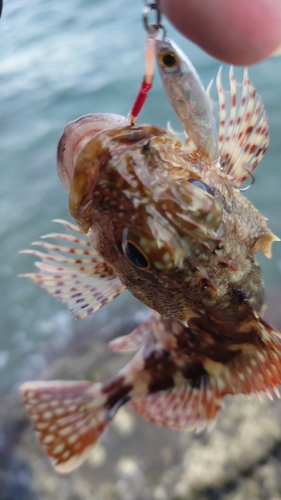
[
  {"xmin": 20, "ymin": 219, "xmax": 126, "ymax": 319},
  {"xmin": 208, "ymin": 67, "xmax": 269, "ymax": 186}
]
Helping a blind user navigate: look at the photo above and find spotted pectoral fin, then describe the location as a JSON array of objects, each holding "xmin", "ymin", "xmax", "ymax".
[
  {"xmin": 214, "ymin": 67, "xmax": 269, "ymax": 186},
  {"xmin": 20, "ymin": 380, "xmax": 110, "ymax": 473},
  {"xmin": 20, "ymin": 219, "xmax": 126, "ymax": 319}
]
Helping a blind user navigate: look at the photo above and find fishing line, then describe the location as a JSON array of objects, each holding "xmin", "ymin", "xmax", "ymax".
[{"xmin": 129, "ymin": 0, "xmax": 166, "ymax": 125}]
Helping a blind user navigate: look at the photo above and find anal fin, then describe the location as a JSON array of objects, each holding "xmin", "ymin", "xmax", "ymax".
[{"xmin": 131, "ymin": 379, "xmax": 221, "ymax": 432}]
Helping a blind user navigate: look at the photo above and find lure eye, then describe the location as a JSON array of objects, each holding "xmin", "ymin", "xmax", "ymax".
[
  {"xmin": 188, "ymin": 178, "xmax": 215, "ymax": 196},
  {"xmin": 159, "ymin": 51, "xmax": 179, "ymax": 69},
  {"xmin": 122, "ymin": 240, "xmax": 151, "ymax": 270}
]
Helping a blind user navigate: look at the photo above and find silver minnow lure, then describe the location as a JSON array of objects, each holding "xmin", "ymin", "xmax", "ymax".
[{"xmin": 156, "ymin": 37, "xmax": 219, "ymax": 161}]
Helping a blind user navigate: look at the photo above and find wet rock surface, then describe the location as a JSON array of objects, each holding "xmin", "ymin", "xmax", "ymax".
[{"xmin": 2, "ymin": 289, "xmax": 281, "ymax": 500}]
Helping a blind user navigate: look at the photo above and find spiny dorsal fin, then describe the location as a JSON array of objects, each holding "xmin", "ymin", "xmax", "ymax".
[
  {"xmin": 209, "ymin": 67, "xmax": 269, "ymax": 186},
  {"xmin": 166, "ymin": 121, "xmax": 195, "ymax": 151},
  {"xmin": 20, "ymin": 219, "xmax": 126, "ymax": 319}
]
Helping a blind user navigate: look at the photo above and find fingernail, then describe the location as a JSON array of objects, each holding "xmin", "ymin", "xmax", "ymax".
[{"xmin": 270, "ymin": 44, "xmax": 281, "ymax": 57}]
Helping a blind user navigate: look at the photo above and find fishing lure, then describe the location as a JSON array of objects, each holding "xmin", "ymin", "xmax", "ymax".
[
  {"xmin": 20, "ymin": 7, "xmax": 279, "ymax": 474},
  {"xmin": 156, "ymin": 37, "xmax": 219, "ymax": 161},
  {"xmin": 156, "ymin": 35, "xmax": 266, "ymax": 189}
]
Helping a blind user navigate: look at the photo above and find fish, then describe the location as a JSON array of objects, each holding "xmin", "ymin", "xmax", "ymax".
[
  {"xmin": 20, "ymin": 51, "xmax": 281, "ymax": 473},
  {"xmin": 156, "ymin": 37, "xmax": 219, "ymax": 161}
]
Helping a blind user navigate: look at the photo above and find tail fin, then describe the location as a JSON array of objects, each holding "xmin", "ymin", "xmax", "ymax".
[{"xmin": 20, "ymin": 380, "xmax": 110, "ymax": 473}]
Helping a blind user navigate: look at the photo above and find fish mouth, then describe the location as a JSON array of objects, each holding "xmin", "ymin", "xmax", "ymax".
[
  {"xmin": 68, "ymin": 124, "xmax": 167, "ymax": 232},
  {"xmin": 57, "ymin": 113, "xmax": 129, "ymax": 191}
]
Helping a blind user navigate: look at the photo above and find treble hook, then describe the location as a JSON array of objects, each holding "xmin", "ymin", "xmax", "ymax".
[
  {"xmin": 230, "ymin": 168, "xmax": 255, "ymax": 192},
  {"xmin": 239, "ymin": 169, "xmax": 255, "ymax": 192}
]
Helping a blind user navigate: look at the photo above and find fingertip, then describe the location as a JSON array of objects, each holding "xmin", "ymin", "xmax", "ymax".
[{"xmin": 160, "ymin": 0, "xmax": 281, "ymax": 65}]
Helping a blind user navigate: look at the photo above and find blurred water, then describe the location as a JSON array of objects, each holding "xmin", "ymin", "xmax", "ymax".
[{"xmin": 0, "ymin": 0, "xmax": 281, "ymax": 393}]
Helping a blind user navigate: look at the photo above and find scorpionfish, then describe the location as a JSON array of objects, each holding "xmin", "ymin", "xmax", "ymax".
[{"xmin": 20, "ymin": 39, "xmax": 280, "ymax": 473}]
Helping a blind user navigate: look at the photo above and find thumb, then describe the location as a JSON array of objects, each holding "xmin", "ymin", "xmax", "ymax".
[{"xmin": 159, "ymin": 0, "xmax": 281, "ymax": 65}]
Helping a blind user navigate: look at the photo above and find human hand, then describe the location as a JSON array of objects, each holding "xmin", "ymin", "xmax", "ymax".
[{"xmin": 160, "ymin": 0, "xmax": 281, "ymax": 65}]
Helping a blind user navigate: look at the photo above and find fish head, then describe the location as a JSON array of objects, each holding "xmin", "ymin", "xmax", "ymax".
[
  {"xmin": 66, "ymin": 123, "xmax": 224, "ymax": 316},
  {"xmin": 156, "ymin": 37, "xmax": 187, "ymax": 78}
]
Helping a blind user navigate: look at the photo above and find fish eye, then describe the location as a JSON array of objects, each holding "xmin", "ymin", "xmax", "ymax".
[
  {"xmin": 159, "ymin": 51, "xmax": 179, "ymax": 69},
  {"xmin": 122, "ymin": 239, "xmax": 151, "ymax": 270},
  {"xmin": 188, "ymin": 178, "xmax": 215, "ymax": 196}
]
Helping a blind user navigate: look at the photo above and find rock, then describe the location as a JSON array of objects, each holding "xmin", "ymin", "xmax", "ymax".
[{"xmin": 2, "ymin": 287, "xmax": 281, "ymax": 499}]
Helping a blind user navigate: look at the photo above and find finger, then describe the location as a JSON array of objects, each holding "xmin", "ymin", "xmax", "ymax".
[{"xmin": 159, "ymin": 0, "xmax": 281, "ymax": 65}]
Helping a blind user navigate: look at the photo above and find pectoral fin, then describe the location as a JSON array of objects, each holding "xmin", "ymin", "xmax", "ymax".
[
  {"xmin": 214, "ymin": 67, "xmax": 269, "ymax": 186},
  {"xmin": 20, "ymin": 219, "xmax": 126, "ymax": 319}
]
